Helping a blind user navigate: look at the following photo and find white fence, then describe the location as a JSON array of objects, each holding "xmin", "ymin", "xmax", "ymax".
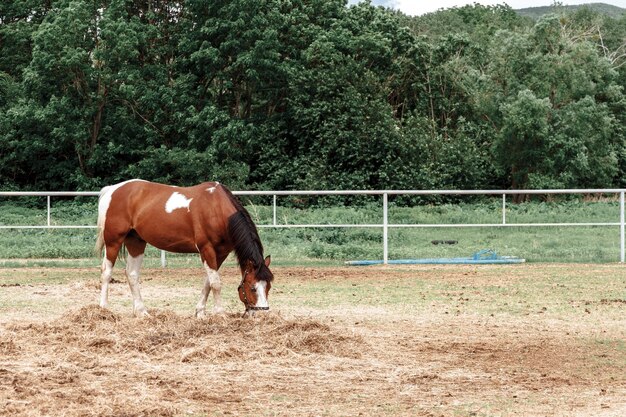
[{"xmin": 0, "ymin": 189, "xmax": 625, "ymax": 264}]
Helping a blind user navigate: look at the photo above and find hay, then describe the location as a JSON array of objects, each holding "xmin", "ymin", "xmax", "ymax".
[
  {"xmin": 0, "ymin": 338, "xmax": 18, "ymax": 355},
  {"xmin": 64, "ymin": 305, "xmax": 122, "ymax": 325},
  {"xmin": 27, "ymin": 305, "xmax": 363, "ymax": 360},
  {"xmin": 4, "ymin": 265, "xmax": 623, "ymax": 416},
  {"xmin": 5, "ymin": 305, "xmax": 363, "ymax": 359},
  {"xmin": 0, "ymin": 305, "xmax": 365, "ymax": 416}
]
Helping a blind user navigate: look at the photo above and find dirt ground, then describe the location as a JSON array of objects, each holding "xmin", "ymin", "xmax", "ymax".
[{"xmin": 0, "ymin": 264, "xmax": 624, "ymax": 416}]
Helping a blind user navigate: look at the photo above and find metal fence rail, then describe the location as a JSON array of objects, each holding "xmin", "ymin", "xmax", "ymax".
[{"xmin": 1, "ymin": 189, "xmax": 624, "ymax": 264}]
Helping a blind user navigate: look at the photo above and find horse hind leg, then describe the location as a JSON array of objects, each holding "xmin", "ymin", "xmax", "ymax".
[
  {"xmin": 100, "ymin": 234, "xmax": 127, "ymax": 309},
  {"xmin": 99, "ymin": 247, "xmax": 116, "ymax": 309},
  {"xmin": 124, "ymin": 233, "xmax": 148, "ymax": 317}
]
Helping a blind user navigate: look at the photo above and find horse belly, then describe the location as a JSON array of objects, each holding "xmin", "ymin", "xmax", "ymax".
[{"xmin": 133, "ymin": 213, "xmax": 199, "ymax": 254}]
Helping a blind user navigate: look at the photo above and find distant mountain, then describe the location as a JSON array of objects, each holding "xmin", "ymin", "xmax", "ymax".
[{"xmin": 516, "ymin": 3, "xmax": 626, "ymax": 19}]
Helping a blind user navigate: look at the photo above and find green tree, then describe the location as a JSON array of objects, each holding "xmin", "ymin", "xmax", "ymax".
[
  {"xmin": 0, "ymin": 1, "xmax": 624, "ymax": 194},
  {"xmin": 495, "ymin": 89, "xmax": 551, "ymax": 190},
  {"xmin": 485, "ymin": 15, "xmax": 625, "ymax": 190},
  {"xmin": 2, "ymin": 0, "xmax": 103, "ymax": 188}
]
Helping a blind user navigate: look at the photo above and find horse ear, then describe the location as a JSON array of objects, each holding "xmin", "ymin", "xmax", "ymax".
[{"xmin": 264, "ymin": 255, "xmax": 271, "ymax": 267}]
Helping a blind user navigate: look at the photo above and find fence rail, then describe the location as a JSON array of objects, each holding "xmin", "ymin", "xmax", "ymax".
[{"xmin": 1, "ymin": 189, "xmax": 624, "ymax": 264}]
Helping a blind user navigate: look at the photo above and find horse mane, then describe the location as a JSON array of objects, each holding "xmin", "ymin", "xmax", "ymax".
[{"xmin": 224, "ymin": 186, "xmax": 274, "ymax": 282}]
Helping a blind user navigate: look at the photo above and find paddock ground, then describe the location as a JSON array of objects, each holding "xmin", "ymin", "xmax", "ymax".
[{"xmin": 0, "ymin": 264, "xmax": 624, "ymax": 416}]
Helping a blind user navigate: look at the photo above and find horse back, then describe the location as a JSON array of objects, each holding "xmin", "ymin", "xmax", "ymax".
[{"xmin": 100, "ymin": 180, "xmax": 237, "ymax": 253}]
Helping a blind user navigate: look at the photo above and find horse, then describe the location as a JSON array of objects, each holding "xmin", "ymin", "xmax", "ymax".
[{"xmin": 95, "ymin": 179, "xmax": 274, "ymax": 317}]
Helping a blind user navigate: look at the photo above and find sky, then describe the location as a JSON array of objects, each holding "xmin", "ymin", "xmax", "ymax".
[{"xmin": 348, "ymin": 0, "xmax": 626, "ymax": 16}]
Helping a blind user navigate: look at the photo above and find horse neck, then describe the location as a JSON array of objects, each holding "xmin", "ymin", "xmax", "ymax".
[{"xmin": 228, "ymin": 210, "xmax": 263, "ymax": 270}]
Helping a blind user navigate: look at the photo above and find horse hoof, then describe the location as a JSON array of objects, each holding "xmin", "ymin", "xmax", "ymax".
[
  {"xmin": 213, "ymin": 307, "xmax": 225, "ymax": 315},
  {"xmin": 195, "ymin": 309, "xmax": 207, "ymax": 319},
  {"xmin": 134, "ymin": 308, "xmax": 150, "ymax": 317}
]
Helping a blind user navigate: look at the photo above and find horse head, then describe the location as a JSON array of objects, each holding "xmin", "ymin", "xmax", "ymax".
[{"xmin": 238, "ymin": 255, "xmax": 273, "ymax": 315}]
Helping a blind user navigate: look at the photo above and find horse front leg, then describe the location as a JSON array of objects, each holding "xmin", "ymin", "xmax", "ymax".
[
  {"xmin": 196, "ymin": 246, "xmax": 224, "ymax": 317},
  {"xmin": 126, "ymin": 253, "xmax": 148, "ymax": 317},
  {"xmin": 124, "ymin": 236, "xmax": 148, "ymax": 317}
]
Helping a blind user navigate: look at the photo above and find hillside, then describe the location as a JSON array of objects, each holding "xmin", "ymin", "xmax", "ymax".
[{"xmin": 516, "ymin": 3, "xmax": 626, "ymax": 19}]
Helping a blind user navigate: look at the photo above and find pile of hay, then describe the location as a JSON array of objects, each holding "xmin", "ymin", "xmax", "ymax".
[
  {"xmin": 43, "ymin": 305, "xmax": 363, "ymax": 360},
  {"xmin": 0, "ymin": 305, "xmax": 364, "ymax": 416}
]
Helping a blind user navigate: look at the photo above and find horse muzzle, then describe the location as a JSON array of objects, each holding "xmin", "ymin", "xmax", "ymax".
[{"xmin": 243, "ymin": 306, "xmax": 270, "ymax": 317}]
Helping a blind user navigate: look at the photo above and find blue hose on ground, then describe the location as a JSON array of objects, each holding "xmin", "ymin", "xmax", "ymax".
[{"xmin": 345, "ymin": 249, "xmax": 525, "ymax": 266}]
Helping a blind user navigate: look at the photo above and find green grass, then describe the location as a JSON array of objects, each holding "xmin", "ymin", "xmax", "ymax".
[
  {"xmin": 0, "ymin": 196, "xmax": 623, "ymax": 265},
  {"xmin": 266, "ymin": 263, "xmax": 625, "ymax": 326}
]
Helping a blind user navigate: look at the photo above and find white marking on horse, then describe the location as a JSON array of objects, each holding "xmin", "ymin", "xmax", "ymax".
[
  {"xmin": 195, "ymin": 261, "xmax": 224, "ymax": 316},
  {"xmin": 126, "ymin": 253, "xmax": 148, "ymax": 316},
  {"xmin": 206, "ymin": 182, "xmax": 221, "ymax": 193},
  {"xmin": 254, "ymin": 281, "xmax": 269, "ymax": 309},
  {"xmin": 99, "ymin": 257, "xmax": 114, "ymax": 308},
  {"xmin": 165, "ymin": 192, "xmax": 193, "ymax": 213}
]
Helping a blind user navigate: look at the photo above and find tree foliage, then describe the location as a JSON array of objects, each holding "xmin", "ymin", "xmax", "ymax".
[{"xmin": 0, "ymin": 1, "xmax": 625, "ymax": 192}]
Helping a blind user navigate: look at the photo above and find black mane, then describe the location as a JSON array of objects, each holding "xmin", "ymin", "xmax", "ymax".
[{"xmin": 224, "ymin": 187, "xmax": 274, "ymax": 282}]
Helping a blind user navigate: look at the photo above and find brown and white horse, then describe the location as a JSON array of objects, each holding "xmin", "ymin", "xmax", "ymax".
[{"xmin": 95, "ymin": 180, "xmax": 273, "ymax": 317}]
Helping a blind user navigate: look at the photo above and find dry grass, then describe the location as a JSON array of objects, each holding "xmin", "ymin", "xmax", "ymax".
[
  {"xmin": 0, "ymin": 265, "xmax": 625, "ymax": 416},
  {"xmin": 1, "ymin": 305, "xmax": 365, "ymax": 417}
]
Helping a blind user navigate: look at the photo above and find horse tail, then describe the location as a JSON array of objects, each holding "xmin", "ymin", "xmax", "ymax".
[
  {"xmin": 95, "ymin": 224, "xmax": 127, "ymax": 262},
  {"xmin": 94, "ymin": 186, "xmax": 109, "ymax": 258},
  {"xmin": 94, "ymin": 181, "xmax": 131, "ymax": 263},
  {"xmin": 95, "ymin": 227, "xmax": 105, "ymax": 257},
  {"xmin": 118, "ymin": 243, "xmax": 127, "ymax": 263}
]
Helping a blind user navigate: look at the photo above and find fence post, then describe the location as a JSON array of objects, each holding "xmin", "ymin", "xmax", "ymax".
[
  {"xmin": 502, "ymin": 194, "xmax": 506, "ymax": 225},
  {"xmin": 619, "ymin": 191, "xmax": 624, "ymax": 263},
  {"xmin": 161, "ymin": 250, "xmax": 167, "ymax": 268},
  {"xmin": 273, "ymin": 194, "xmax": 277, "ymax": 226},
  {"xmin": 383, "ymin": 192, "xmax": 388, "ymax": 264},
  {"xmin": 47, "ymin": 195, "xmax": 51, "ymax": 227}
]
